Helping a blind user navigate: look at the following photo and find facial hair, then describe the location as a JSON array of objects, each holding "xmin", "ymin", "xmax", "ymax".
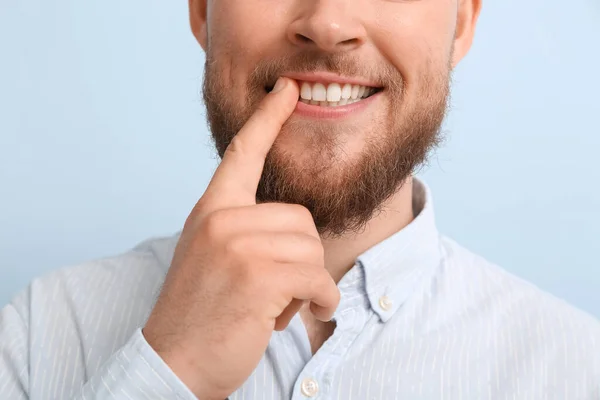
[{"xmin": 203, "ymin": 50, "xmax": 450, "ymax": 238}]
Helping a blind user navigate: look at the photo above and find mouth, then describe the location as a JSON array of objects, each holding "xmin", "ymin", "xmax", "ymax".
[
  {"xmin": 265, "ymin": 79, "xmax": 383, "ymax": 108},
  {"xmin": 298, "ymin": 81, "xmax": 382, "ymax": 107}
]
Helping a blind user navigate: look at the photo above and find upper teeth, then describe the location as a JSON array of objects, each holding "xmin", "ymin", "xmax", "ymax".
[{"xmin": 299, "ymin": 82, "xmax": 374, "ymax": 103}]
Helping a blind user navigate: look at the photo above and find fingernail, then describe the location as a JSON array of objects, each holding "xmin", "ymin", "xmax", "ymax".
[{"xmin": 271, "ymin": 77, "xmax": 287, "ymax": 94}]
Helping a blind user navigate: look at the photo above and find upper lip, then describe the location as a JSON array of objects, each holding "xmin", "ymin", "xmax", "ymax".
[{"xmin": 283, "ymin": 71, "xmax": 382, "ymax": 88}]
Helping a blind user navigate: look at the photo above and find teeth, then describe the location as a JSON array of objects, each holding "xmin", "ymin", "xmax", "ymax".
[
  {"xmin": 326, "ymin": 83, "xmax": 341, "ymax": 102},
  {"xmin": 341, "ymin": 84, "xmax": 352, "ymax": 100},
  {"xmin": 300, "ymin": 82, "xmax": 312, "ymax": 100},
  {"xmin": 312, "ymin": 83, "xmax": 327, "ymax": 101},
  {"xmin": 296, "ymin": 81, "xmax": 377, "ymax": 107}
]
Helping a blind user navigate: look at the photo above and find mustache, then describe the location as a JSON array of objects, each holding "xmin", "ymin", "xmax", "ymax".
[{"xmin": 248, "ymin": 51, "xmax": 401, "ymax": 91}]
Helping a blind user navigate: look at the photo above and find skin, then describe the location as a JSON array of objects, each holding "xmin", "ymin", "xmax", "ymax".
[{"xmin": 144, "ymin": 0, "xmax": 481, "ymax": 398}]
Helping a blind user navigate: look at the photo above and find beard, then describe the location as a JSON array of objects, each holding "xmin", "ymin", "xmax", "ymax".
[{"xmin": 203, "ymin": 50, "xmax": 450, "ymax": 238}]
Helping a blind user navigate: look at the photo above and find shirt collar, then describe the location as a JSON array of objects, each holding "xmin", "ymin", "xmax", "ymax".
[{"xmin": 348, "ymin": 178, "xmax": 442, "ymax": 322}]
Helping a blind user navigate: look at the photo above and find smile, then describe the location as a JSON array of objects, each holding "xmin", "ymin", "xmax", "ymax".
[
  {"xmin": 298, "ymin": 81, "xmax": 379, "ymax": 107},
  {"xmin": 266, "ymin": 73, "xmax": 384, "ymax": 119}
]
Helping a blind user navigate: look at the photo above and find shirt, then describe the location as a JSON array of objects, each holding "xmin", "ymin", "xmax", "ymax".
[{"xmin": 1, "ymin": 179, "xmax": 599, "ymax": 400}]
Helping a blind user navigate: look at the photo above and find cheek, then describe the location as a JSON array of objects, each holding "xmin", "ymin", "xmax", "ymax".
[
  {"xmin": 208, "ymin": 0, "xmax": 291, "ymax": 98},
  {"xmin": 372, "ymin": 3, "xmax": 456, "ymax": 89}
]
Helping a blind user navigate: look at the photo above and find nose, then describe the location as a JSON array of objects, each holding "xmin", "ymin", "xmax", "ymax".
[{"xmin": 287, "ymin": 0, "xmax": 367, "ymax": 53}]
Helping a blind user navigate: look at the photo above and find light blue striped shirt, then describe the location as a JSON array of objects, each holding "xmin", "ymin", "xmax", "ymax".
[{"xmin": 1, "ymin": 180, "xmax": 599, "ymax": 399}]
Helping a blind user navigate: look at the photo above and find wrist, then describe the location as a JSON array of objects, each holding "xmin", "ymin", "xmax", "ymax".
[{"xmin": 142, "ymin": 328, "xmax": 226, "ymax": 400}]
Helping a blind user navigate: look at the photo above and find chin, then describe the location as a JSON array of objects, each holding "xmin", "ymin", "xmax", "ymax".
[{"xmin": 277, "ymin": 117, "xmax": 372, "ymax": 159}]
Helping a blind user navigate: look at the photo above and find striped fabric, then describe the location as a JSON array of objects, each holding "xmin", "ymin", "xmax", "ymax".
[{"xmin": 1, "ymin": 180, "xmax": 599, "ymax": 399}]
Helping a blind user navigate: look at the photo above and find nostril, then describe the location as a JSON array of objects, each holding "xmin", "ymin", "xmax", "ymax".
[
  {"xmin": 295, "ymin": 33, "xmax": 314, "ymax": 44},
  {"xmin": 340, "ymin": 38, "xmax": 358, "ymax": 46}
]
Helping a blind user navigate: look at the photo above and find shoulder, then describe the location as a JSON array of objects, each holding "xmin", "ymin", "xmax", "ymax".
[
  {"xmin": 27, "ymin": 233, "xmax": 178, "ymax": 311},
  {"xmin": 9, "ymin": 234, "xmax": 179, "ymax": 374},
  {"xmin": 439, "ymin": 236, "xmax": 599, "ymax": 324},
  {"xmin": 437, "ymin": 236, "xmax": 600, "ymax": 380}
]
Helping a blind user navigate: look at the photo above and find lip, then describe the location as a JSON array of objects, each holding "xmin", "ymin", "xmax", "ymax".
[
  {"xmin": 293, "ymin": 91, "xmax": 382, "ymax": 120},
  {"xmin": 284, "ymin": 72, "xmax": 381, "ymax": 88}
]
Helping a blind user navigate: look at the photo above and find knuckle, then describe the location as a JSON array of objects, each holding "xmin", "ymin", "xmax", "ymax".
[
  {"xmin": 192, "ymin": 196, "xmax": 209, "ymax": 215},
  {"xmin": 317, "ymin": 275, "xmax": 339, "ymax": 305},
  {"xmin": 316, "ymin": 268, "xmax": 335, "ymax": 289},
  {"xmin": 225, "ymin": 135, "xmax": 246, "ymax": 157},
  {"xmin": 290, "ymin": 205, "xmax": 318, "ymax": 235},
  {"xmin": 290, "ymin": 204, "xmax": 313, "ymax": 221},
  {"xmin": 223, "ymin": 234, "xmax": 251, "ymax": 259},
  {"xmin": 254, "ymin": 105, "xmax": 277, "ymax": 126},
  {"xmin": 200, "ymin": 210, "xmax": 229, "ymax": 238},
  {"xmin": 332, "ymin": 284, "xmax": 341, "ymax": 303},
  {"xmin": 305, "ymin": 236, "xmax": 325, "ymax": 263},
  {"xmin": 182, "ymin": 212, "xmax": 197, "ymax": 233},
  {"xmin": 254, "ymin": 104, "xmax": 267, "ymax": 115},
  {"xmin": 184, "ymin": 198, "xmax": 209, "ymax": 230}
]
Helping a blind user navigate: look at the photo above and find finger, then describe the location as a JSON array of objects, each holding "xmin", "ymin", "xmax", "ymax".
[
  {"xmin": 274, "ymin": 299, "xmax": 304, "ymax": 331},
  {"xmin": 202, "ymin": 78, "xmax": 299, "ymax": 210},
  {"xmin": 309, "ymin": 302, "xmax": 337, "ymax": 323},
  {"xmin": 279, "ymin": 265, "xmax": 340, "ymax": 322},
  {"xmin": 226, "ymin": 232, "xmax": 324, "ymax": 265},
  {"xmin": 202, "ymin": 203, "xmax": 319, "ymax": 239}
]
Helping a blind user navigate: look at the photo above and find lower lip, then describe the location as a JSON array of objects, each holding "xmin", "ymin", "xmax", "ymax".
[{"xmin": 293, "ymin": 91, "xmax": 381, "ymax": 119}]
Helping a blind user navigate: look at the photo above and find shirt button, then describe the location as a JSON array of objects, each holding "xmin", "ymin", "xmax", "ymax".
[
  {"xmin": 379, "ymin": 295, "xmax": 392, "ymax": 311},
  {"xmin": 300, "ymin": 378, "xmax": 319, "ymax": 397}
]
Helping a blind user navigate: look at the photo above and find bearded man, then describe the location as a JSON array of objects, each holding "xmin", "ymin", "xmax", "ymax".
[{"xmin": 1, "ymin": 0, "xmax": 599, "ymax": 399}]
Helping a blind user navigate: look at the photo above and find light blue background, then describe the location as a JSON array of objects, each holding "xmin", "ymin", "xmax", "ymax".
[{"xmin": 1, "ymin": 1, "xmax": 599, "ymax": 316}]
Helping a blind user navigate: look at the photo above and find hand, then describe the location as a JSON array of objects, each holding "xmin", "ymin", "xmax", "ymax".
[{"xmin": 143, "ymin": 77, "xmax": 341, "ymax": 400}]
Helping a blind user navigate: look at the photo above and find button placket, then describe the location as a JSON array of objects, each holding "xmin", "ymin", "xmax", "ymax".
[{"xmin": 292, "ymin": 267, "xmax": 368, "ymax": 400}]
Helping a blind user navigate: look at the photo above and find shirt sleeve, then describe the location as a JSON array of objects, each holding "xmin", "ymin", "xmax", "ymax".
[
  {"xmin": 74, "ymin": 328, "xmax": 198, "ymax": 400},
  {"xmin": 0, "ymin": 294, "xmax": 197, "ymax": 400},
  {"xmin": 0, "ymin": 300, "xmax": 29, "ymax": 400}
]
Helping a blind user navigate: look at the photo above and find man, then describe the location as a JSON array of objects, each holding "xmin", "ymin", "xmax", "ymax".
[{"xmin": 1, "ymin": 0, "xmax": 599, "ymax": 398}]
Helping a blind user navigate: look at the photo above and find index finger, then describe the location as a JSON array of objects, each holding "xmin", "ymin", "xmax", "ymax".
[{"xmin": 202, "ymin": 77, "xmax": 299, "ymax": 210}]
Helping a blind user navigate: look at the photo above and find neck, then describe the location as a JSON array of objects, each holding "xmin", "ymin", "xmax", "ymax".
[{"xmin": 321, "ymin": 177, "xmax": 415, "ymax": 283}]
